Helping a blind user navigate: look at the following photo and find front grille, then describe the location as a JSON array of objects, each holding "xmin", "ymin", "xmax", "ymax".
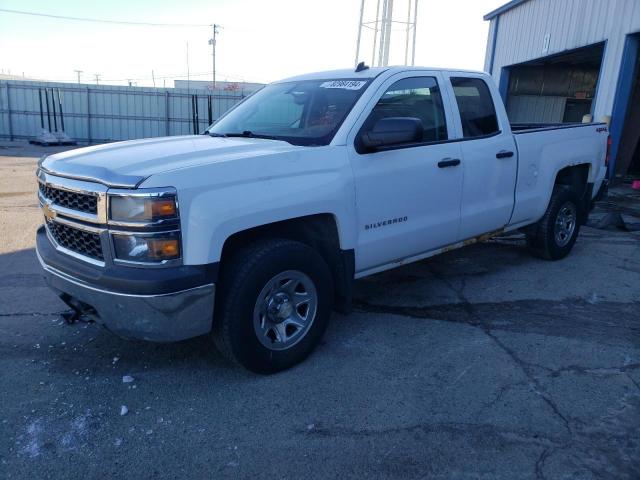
[
  {"xmin": 47, "ymin": 220, "xmax": 104, "ymax": 261},
  {"xmin": 39, "ymin": 183, "xmax": 98, "ymax": 215}
]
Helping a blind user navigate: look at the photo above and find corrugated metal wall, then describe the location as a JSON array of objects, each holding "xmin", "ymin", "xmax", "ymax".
[
  {"xmin": 0, "ymin": 81, "xmax": 247, "ymax": 144},
  {"xmin": 506, "ymin": 94, "xmax": 567, "ymax": 123},
  {"xmin": 485, "ymin": 0, "xmax": 640, "ymax": 122}
]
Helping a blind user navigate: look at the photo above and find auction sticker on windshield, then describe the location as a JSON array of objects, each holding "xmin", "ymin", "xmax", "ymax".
[{"xmin": 320, "ymin": 80, "xmax": 367, "ymax": 90}]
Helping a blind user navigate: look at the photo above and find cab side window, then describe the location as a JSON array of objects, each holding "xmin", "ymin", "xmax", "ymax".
[
  {"xmin": 362, "ymin": 76, "xmax": 448, "ymax": 145},
  {"xmin": 450, "ymin": 77, "xmax": 499, "ymax": 138}
]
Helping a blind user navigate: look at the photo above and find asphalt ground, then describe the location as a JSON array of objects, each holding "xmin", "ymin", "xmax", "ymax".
[{"xmin": 1, "ymin": 142, "xmax": 639, "ymax": 479}]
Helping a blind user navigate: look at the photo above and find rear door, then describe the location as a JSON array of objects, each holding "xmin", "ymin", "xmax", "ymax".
[
  {"xmin": 347, "ymin": 71, "xmax": 463, "ymax": 273},
  {"xmin": 443, "ymin": 74, "xmax": 518, "ymax": 239}
]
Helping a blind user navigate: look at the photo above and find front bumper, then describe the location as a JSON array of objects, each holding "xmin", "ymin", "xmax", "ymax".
[{"xmin": 36, "ymin": 226, "xmax": 216, "ymax": 342}]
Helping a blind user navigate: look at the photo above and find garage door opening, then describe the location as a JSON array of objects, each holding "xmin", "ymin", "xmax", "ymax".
[
  {"xmin": 504, "ymin": 43, "xmax": 605, "ymax": 124},
  {"xmin": 614, "ymin": 38, "xmax": 640, "ymax": 179}
]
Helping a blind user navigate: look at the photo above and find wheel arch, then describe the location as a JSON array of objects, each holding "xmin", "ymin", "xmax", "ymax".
[
  {"xmin": 553, "ymin": 163, "xmax": 593, "ymax": 223},
  {"xmin": 219, "ymin": 214, "xmax": 354, "ymax": 313},
  {"xmin": 553, "ymin": 163, "xmax": 591, "ymax": 197}
]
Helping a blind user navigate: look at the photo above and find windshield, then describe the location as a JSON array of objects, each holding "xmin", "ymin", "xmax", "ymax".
[{"xmin": 207, "ymin": 79, "xmax": 371, "ymax": 146}]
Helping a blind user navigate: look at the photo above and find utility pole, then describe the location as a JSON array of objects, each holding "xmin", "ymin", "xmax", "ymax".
[
  {"xmin": 404, "ymin": 0, "xmax": 412, "ymax": 66},
  {"xmin": 376, "ymin": 0, "xmax": 388, "ymax": 66},
  {"xmin": 94, "ymin": 74, "xmax": 101, "ymax": 85},
  {"xmin": 152, "ymin": 70, "xmax": 156, "ymax": 88},
  {"xmin": 411, "ymin": 0, "xmax": 419, "ymax": 66},
  {"xmin": 379, "ymin": 0, "xmax": 393, "ymax": 67},
  {"xmin": 209, "ymin": 24, "xmax": 220, "ymax": 90},
  {"xmin": 186, "ymin": 42, "xmax": 190, "ymax": 93},
  {"xmin": 74, "ymin": 70, "xmax": 83, "ymax": 84},
  {"xmin": 371, "ymin": 0, "xmax": 381, "ymax": 66},
  {"xmin": 355, "ymin": 0, "xmax": 365, "ymax": 66}
]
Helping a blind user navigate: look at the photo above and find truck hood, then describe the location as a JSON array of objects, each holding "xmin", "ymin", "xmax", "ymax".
[{"xmin": 40, "ymin": 135, "xmax": 300, "ymax": 188}]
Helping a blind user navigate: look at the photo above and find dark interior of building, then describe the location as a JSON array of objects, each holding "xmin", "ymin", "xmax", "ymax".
[
  {"xmin": 616, "ymin": 47, "xmax": 640, "ymax": 178},
  {"xmin": 505, "ymin": 43, "xmax": 604, "ymax": 124}
]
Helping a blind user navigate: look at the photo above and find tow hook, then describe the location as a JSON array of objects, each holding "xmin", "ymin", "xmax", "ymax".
[
  {"xmin": 60, "ymin": 309, "xmax": 82, "ymax": 324},
  {"xmin": 59, "ymin": 293, "xmax": 95, "ymax": 325}
]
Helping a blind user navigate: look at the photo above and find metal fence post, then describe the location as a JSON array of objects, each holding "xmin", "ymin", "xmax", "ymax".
[
  {"xmin": 86, "ymin": 87, "xmax": 92, "ymax": 144},
  {"xmin": 6, "ymin": 83, "xmax": 14, "ymax": 141},
  {"xmin": 165, "ymin": 91, "xmax": 170, "ymax": 136}
]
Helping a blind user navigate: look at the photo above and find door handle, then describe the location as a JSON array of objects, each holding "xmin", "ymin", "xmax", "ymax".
[
  {"xmin": 437, "ymin": 158, "xmax": 461, "ymax": 168},
  {"xmin": 496, "ymin": 150, "xmax": 514, "ymax": 159}
]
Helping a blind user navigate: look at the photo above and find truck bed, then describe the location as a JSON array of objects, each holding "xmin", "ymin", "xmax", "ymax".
[{"xmin": 508, "ymin": 121, "xmax": 609, "ymax": 229}]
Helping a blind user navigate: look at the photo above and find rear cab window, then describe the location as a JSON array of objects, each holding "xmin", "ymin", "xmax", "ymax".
[{"xmin": 450, "ymin": 77, "xmax": 500, "ymax": 138}]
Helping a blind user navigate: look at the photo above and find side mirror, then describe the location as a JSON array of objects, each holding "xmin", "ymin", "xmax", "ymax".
[{"xmin": 360, "ymin": 117, "xmax": 423, "ymax": 150}]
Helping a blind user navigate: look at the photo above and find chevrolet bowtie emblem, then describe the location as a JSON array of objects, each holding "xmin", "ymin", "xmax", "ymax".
[{"xmin": 42, "ymin": 200, "xmax": 57, "ymax": 221}]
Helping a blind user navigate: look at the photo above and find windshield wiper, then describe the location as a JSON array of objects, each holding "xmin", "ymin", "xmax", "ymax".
[
  {"xmin": 224, "ymin": 131, "xmax": 279, "ymax": 140},
  {"xmin": 207, "ymin": 132, "xmax": 228, "ymax": 138}
]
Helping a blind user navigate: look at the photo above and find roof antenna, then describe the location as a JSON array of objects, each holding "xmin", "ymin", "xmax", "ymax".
[{"xmin": 355, "ymin": 61, "xmax": 369, "ymax": 72}]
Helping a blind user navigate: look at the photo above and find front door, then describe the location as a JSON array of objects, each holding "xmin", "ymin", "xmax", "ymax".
[{"xmin": 347, "ymin": 72, "xmax": 464, "ymax": 273}]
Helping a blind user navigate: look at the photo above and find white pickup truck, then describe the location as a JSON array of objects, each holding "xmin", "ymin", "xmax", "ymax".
[{"xmin": 36, "ymin": 66, "xmax": 609, "ymax": 373}]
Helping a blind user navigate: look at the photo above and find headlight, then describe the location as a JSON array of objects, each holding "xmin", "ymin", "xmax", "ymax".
[
  {"xmin": 109, "ymin": 193, "xmax": 178, "ymax": 223},
  {"xmin": 112, "ymin": 232, "xmax": 181, "ymax": 263},
  {"xmin": 107, "ymin": 188, "xmax": 181, "ymax": 265}
]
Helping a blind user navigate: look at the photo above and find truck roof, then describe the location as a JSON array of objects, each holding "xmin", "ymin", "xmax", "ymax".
[{"xmin": 277, "ymin": 66, "xmax": 488, "ymax": 83}]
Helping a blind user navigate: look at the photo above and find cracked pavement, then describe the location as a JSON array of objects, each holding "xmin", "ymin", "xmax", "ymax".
[{"xmin": 0, "ymin": 147, "xmax": 639, "ymax": 479}]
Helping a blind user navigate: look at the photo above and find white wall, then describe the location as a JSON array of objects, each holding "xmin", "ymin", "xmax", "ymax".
[{"xmin": 485, "ymin": 0, "xmax": 640, "ymax": 122}]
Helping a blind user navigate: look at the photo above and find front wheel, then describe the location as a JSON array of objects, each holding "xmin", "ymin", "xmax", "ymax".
[
  {"xmin": 526, "ymin": 185, "xmax": 581, "ymax": 260},
  {"xmin": 212, "ymin": 239, "xmax": 334, "ymax": 374}
]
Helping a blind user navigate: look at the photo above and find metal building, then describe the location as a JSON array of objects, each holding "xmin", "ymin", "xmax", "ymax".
[
  {"xmin": 484, "ymin": 0, "xmax": 640, "ymax": 180},
  {"xmin": 173, "ymin": 80, "xmax": 264, "ymax": 94}
]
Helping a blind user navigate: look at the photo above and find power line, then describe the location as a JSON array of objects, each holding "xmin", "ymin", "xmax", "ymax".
[
  {"xmin": 0, "ymin": 8, "xmax": 210, "ymax": 27},
  {"xmin": 102, "ymin": 70, "xmax": 258, "ymax": 83},
  {"xmin": 43, "ymin": 69, "xmax": 266, "ymax": 85}
]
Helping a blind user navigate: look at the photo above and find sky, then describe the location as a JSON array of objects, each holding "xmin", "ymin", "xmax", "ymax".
[{"xmin": 0, "ymin": 0, "xmax": 507, "ymax": 87}]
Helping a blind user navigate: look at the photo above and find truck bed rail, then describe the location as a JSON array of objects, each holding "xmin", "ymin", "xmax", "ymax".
[{"xmin": 511, "ymin": 122, "xmax": 607, "ymax": 134}]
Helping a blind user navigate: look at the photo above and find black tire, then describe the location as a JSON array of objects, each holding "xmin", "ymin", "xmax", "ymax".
[
  {"xmin": 526, "ymin": 185, "xmax": 581, "ymax": 260},
  {"xmin": 212, "ymin": 238, "xmax": 334, "ymax": 374}
]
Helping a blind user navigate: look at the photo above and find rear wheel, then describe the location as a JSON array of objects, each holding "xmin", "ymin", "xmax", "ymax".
[
  {"xmin": 212, "ymin": 239, "xmax": 333, "ymax": 374},
  {"xmin": 526, "ymin": 185, "xmax": 581, "ymax": 260}
]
